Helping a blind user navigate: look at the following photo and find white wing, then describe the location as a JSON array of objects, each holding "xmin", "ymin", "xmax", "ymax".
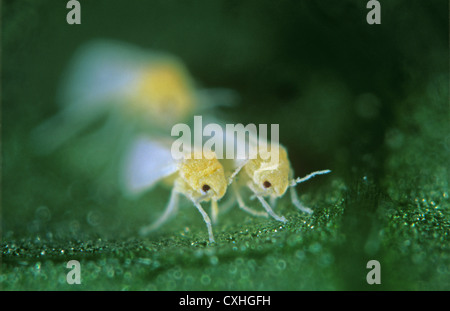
[
  {"xmin": 31, "ymin": 40, "xmax": 198, "ymax": 155},
  {"xmin": 121, "ymin": 136, "xmax": 179, "ymax": 196},
  {"xmin": 30, "ymin": 103, "xmax": 111, "ymax": 154},
  {"xmin": 57, "ymin": 39, "xmax": 148, "ymax": 111},
  {"xmin": 58, "ymin": 39, "xmax": 189, "ymax": 110},
  {"xmin": 31, "ymin": 40, "xmax": 145, "ymax": 154}
]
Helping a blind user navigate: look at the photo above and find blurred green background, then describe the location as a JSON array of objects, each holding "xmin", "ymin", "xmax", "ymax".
[{"xmin": 1, "ymin": 0, "xmax": 449, "ymax": 290}]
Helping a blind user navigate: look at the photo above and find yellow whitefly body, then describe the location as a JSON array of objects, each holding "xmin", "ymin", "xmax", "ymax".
[
  {"xmin": 244, "ymin": 144, "xmax": 290, "ymax": 198},
  {"xmin": 125, "ymin": 61, "xmax": 197, "ymax": 128},
  {"xmin": 177, "ymin": 151, "xmax": 227, "ymax": 201},
  {"xmin": 122, "ymin": 138, "xmax": 228, "ymax": 242},
  {"xmin": 230, "ymin": 141, "xmax": 331, "ymax": 222}
]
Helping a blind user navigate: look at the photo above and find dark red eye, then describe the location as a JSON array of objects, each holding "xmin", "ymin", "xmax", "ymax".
[
  {"xmin": 202, "ymin": 184, "xmax": 211, "ymax": 192},
  {"xmin": 263, "ymin": 181, "xmax": 271, "ymax": 188}
]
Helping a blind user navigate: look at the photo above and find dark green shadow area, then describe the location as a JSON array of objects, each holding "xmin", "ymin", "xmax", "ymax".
[{"xmin": 1, "ymin": 0, "xmax": 449, "ymax": 290}]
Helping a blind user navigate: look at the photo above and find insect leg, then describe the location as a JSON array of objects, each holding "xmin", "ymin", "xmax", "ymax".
[
  {"xmin": 233, "ymin": 182, "xmax": 268, "ymax": 217},
  {"xmin": 211, "ymin": 200, "xmax": 219, "ymax": 224},
  {"xmin": 139, "ymin": 188, "xmax": 179, "ymax": 236},
  {"xmin": 217, "ymin": 192, "xmax": 237, "ymax": 215},
  {"xmin": 248, "ymin": 181, "xmax": 286, "ymax": 223},
  {"xmin": 256, "ymin": 195, "xmax": 287, "ymax": 223},
  {"xmin": 290, "ymin": 186, "xmax": 313, "ymax": 214},
  {"xmin": 270, "ymin": 196, "xmax": 277, "ymax": 209},
  {"xmin": 227, "ymin": 159, "xmax": 249, "ymax": 185},
  {"xmin": 192, "ymin": 200, "xmax": 215, "ymax": 243}
]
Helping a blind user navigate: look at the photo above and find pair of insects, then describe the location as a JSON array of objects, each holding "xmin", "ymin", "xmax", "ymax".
[
  {"xmin": 122, "ymin": 136, "xmax": 331, "ymax": 243},
  {"xmin": 32, "ymin": 39, "xmax": 330, "ymax": 243}
]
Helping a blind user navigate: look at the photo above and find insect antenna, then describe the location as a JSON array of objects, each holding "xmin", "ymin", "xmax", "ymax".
[{"xmin": 290, "ymin": 169, "xmax": 331, "ymax": 187}]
